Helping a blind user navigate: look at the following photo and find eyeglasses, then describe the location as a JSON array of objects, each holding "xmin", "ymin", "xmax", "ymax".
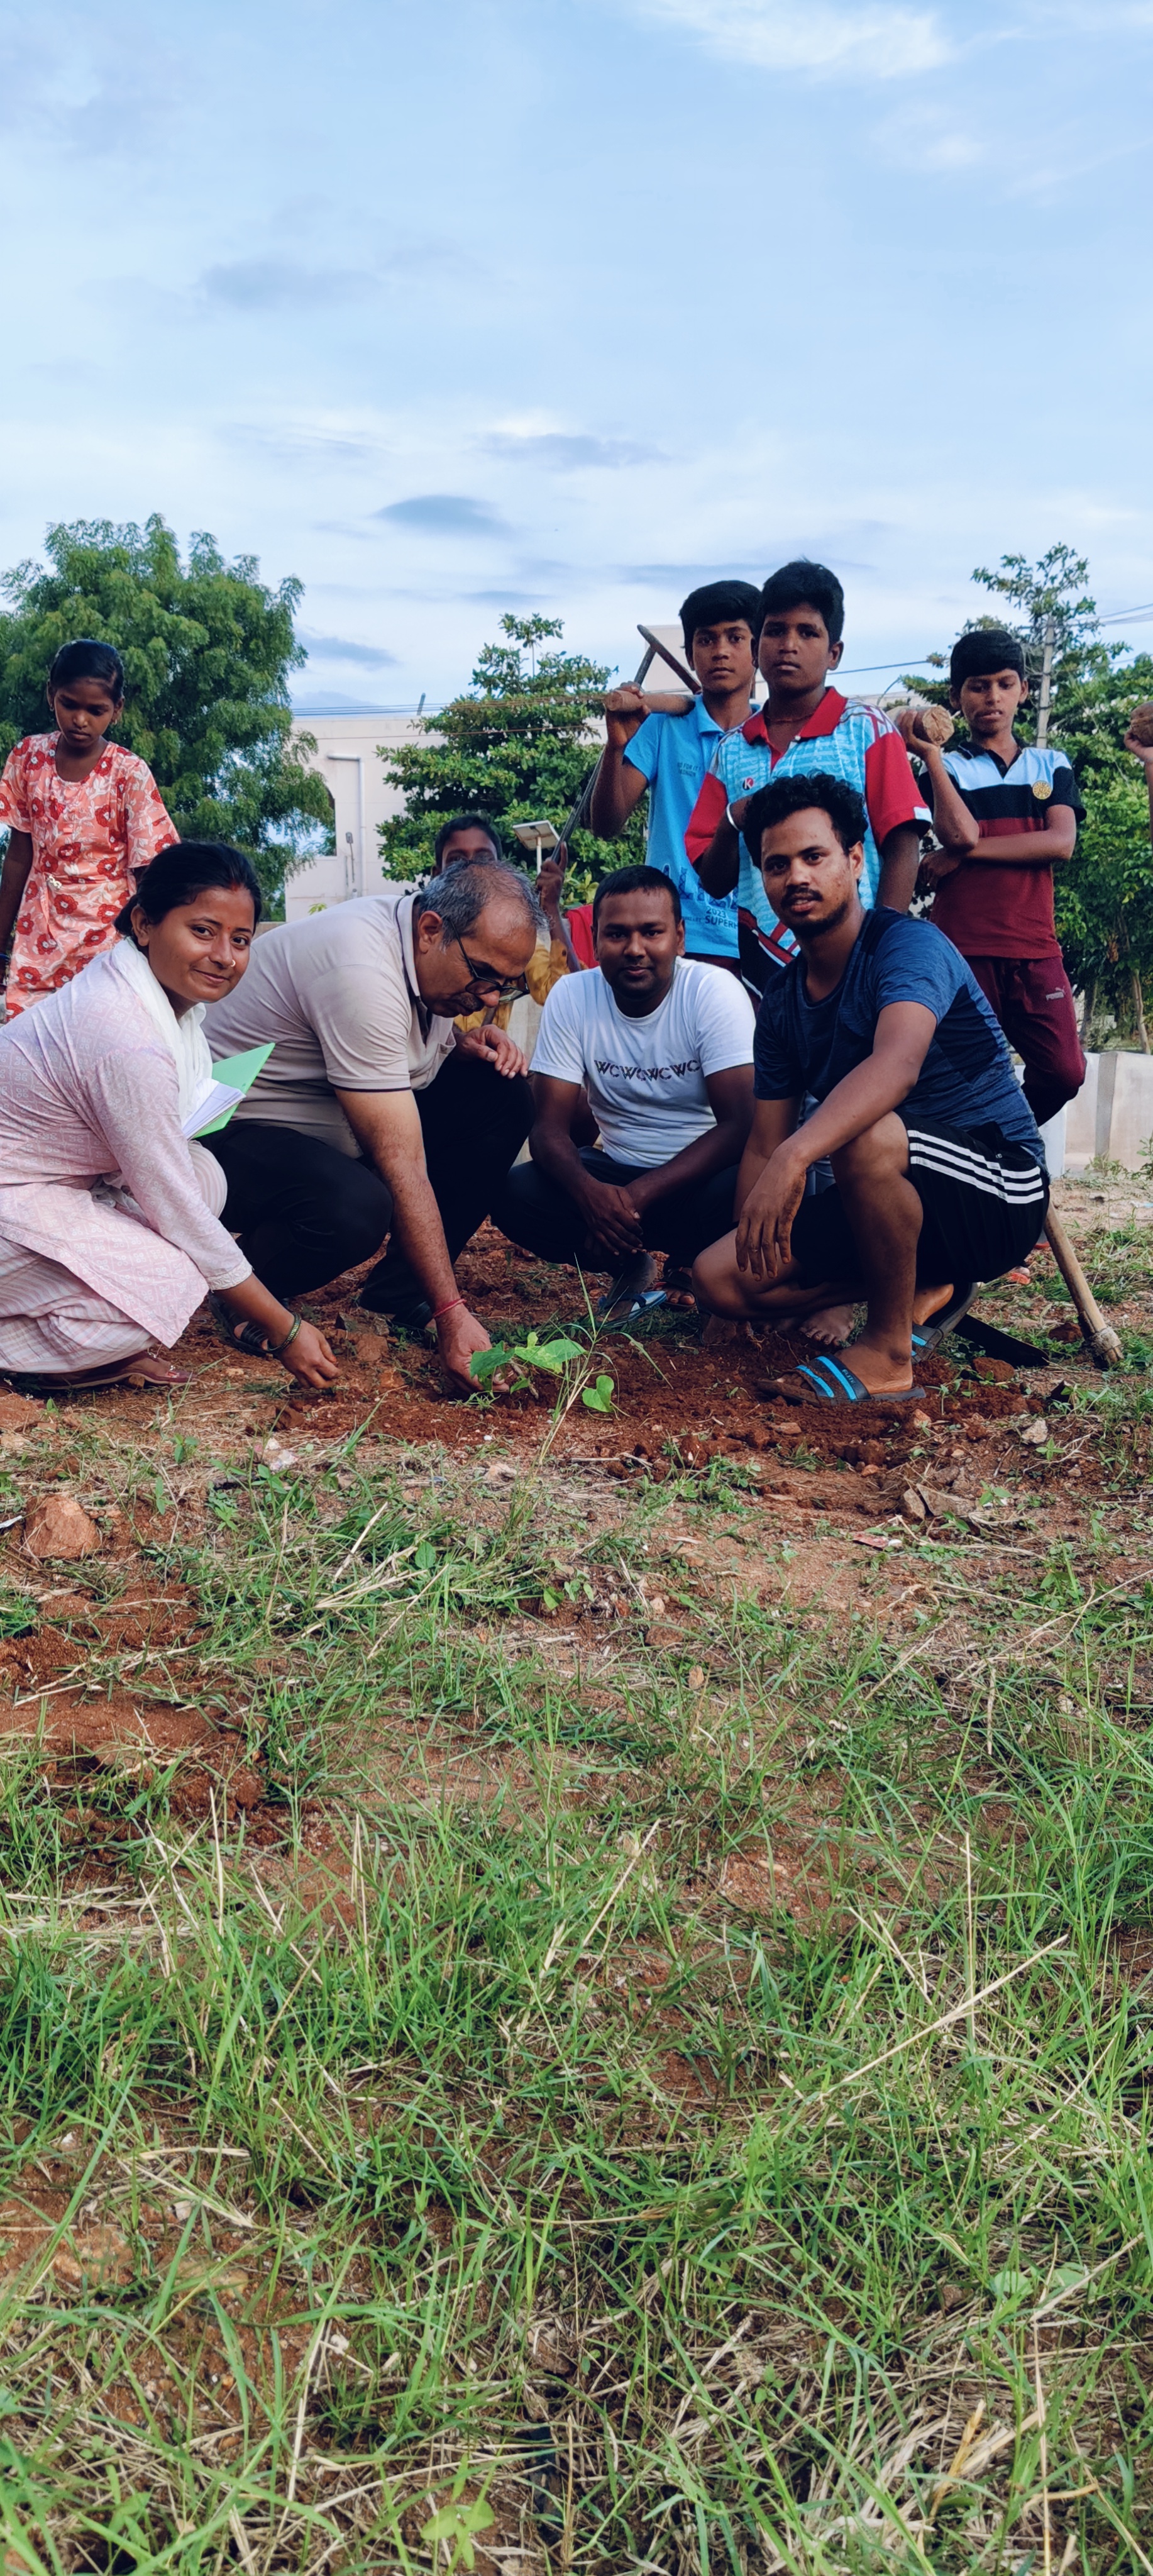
[{"xmin": 453, "ymin": 936, "xmax": 529, "ymax": 1003}]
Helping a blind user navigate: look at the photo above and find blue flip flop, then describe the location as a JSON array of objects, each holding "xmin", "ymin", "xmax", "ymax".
[
  {"xmin": 910, "ymin": 1282, "xmax": 978, "ymax": 1357},
  {"xmin": 786, "ymin": 1353, "xmax": 920, "ymax": 1405},
  {"xmin": 598, "ymin": 1287, "xmax": 668, "ymax": 1328}
]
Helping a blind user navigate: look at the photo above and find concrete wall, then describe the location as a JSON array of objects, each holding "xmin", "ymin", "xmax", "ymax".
[{"xmin": 1065, "ymin": 1052, "xmax": 1153, "ymax": 1172}]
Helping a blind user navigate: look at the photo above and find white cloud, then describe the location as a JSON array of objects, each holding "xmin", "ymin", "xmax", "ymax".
[{"xmin": 632, "ymin": 0, "xmax": 952, "ymax": 79}]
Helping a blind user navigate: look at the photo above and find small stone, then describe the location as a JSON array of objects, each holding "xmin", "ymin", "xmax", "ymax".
[
  {"xmin": 24, "ymin": 1495, "xmax": 101, "ymax": 1560},
  {"xmin": 52, "ymin": 2222, "xmax": 133, "ymax": 2289},
  {"xmin": 900, "ymin": 1486, "xmax": 927, "ymax": 1519},
  {"xmin": 688, "ymin": 1666, "xmax": 706, "ymax": 1690},
  {"xmin": 910, "ymin": 1411, "xmax": 934, "ymax": 1431},
  {"xmin": 1018, "ymin": 1416, "xmax": 1048, "ymax": 1446}
]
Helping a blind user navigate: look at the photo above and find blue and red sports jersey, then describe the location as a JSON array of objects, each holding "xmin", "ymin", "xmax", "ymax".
[{"xmin": 685, "ymin": 690, "xmax": 930, "ymax": 992}]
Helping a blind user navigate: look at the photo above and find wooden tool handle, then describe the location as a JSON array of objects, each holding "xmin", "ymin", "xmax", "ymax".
[{"xmin": 1044, "ymin": 1208, "xmax": 1124, "ymax": 1368}]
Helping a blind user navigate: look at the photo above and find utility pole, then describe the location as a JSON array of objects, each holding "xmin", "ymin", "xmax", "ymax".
[{"xmin": 1035, "ymin": 613, "xmax": 1056, "ymax": 747}]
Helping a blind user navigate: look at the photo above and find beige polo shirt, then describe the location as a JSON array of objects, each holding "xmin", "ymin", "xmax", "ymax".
[{"xmin": 202, "ymin": 892, "xmax": 456, "ymax": 1158}]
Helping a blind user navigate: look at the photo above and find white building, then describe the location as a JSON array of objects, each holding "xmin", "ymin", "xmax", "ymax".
[{"xmin": 285, "ymin": 708, "xmax": 426, "ymax": 922}]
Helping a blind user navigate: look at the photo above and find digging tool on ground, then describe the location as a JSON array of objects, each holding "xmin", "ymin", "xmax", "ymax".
[{"xmin": 1043, "ymin": 1207, "xmax": 1124, "ymax": 1368}]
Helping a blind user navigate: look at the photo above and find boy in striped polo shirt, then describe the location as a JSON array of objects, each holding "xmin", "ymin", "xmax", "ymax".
[
  {"xmin": 685, "ymin": 560, "xmax": 930, "ymax": 1001},
  {"xmin": 900, "ymin": 628, "xmax": 1086, "ymax": 1128}
]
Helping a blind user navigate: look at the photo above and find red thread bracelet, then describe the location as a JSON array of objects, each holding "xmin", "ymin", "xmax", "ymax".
[{"xmin": 431, "ymin": 1296, "xmax": 465, "ymax": 1323}]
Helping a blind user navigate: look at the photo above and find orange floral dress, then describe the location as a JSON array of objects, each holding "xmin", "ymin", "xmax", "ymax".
[{"xmin": 0, "ymin": 734, "xmax": 177, "ymax": 1014}]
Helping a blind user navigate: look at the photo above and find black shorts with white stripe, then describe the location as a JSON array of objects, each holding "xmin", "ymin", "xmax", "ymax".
[{"xmin": 788, "ymin": 1117, "xmax": 1049, "ymax": 1289}]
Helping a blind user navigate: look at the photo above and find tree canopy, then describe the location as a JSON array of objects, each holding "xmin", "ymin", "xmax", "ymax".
[
  {"xmin": 0, "ymin": 517, "xmax": 333, "ymax": 910},
  {"xmin": 378, "ymin": 614, "xmax": 645, "ymax": 892},
  {"xmin": 904, "ymin": 548, "xmax": 1153, "ymax": 1035}
]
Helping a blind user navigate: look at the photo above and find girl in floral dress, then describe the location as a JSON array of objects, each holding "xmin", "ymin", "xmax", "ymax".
[{"xmin": 0, "ymin": 638, "xmax": 177, "ymax": 1015}]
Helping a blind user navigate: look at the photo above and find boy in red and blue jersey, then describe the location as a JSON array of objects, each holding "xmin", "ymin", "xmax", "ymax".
[
  {"xmin": 685, "ymin": 561, "xmax": 930, "ymax": 1001},
  {"xmin": 902, "ymin": 627, "xmax": 1086, "ymax": 1128}
]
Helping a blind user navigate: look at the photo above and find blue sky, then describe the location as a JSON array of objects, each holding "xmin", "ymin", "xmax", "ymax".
[{"xmin": 4, "ymin": 0, "xmax": 1152, "ymax": 707}]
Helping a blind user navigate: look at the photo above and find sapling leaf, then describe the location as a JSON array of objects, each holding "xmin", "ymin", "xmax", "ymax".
[
  {"xmin": 469, "ymin": 1346, "xmax": 513, "ymax": 1384},
  {"xmin": 582, "ymin": 1374, "xmax": 616, "ymax": 1414}
]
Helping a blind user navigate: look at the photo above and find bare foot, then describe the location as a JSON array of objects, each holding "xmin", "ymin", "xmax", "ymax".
[
  {"xmin": 661, "ymin": 1265, "xmax": 696, "ymax": 1311},
  {"xmin": 912, "ymin": 1282, "xmax": 953, "ymax": 1328},
  {"xmin": 799, "ymin": 1302, "xmax": 854, "ymax": 1348}
]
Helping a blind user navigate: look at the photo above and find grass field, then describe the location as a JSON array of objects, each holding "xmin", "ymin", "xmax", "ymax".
[{"xmin": 0, "ymin": 1191, "xmax": 1150, "ymax": 2573}]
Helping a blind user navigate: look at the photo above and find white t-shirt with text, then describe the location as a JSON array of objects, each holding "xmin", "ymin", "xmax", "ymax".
[{"xmin": 532, "ymin": 959, "xmax": 754, "ymax": 1169}]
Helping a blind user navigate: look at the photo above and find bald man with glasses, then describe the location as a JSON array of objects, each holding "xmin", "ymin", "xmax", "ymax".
[{"xmin": 201, "ymin": 863, "xmax": 539, "ymax": 1394}]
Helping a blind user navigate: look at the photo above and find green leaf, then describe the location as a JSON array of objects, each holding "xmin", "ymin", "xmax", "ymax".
[
  {"xmin": 582, "ymin": 1374, "xmax": 615, "ymax": 1414},
  {"xmin": 469, "ymin": 1345, "xmax": 512, "ymax": 1384},
  {"xmin": 414, "ymin": 1540, "xmax": 436, "ymax": 1571},
  {"xmin": 419, "ymin": 2497, "xmax": 494, "ymax": 2569}
]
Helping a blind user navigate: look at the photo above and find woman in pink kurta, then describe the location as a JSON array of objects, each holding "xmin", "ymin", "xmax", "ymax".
[
  {"xmin": 0, "ymin": 842, "xmax": 339, "ymax": 1394},
  {"xmin": 0, "ymin": 639, "xmax": 177, "ymax": 1014}
]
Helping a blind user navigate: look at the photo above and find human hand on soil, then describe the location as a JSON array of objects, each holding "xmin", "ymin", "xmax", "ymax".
[
  {"xmin": 736, "ymin": 1146, "xmax": 808, "ymax": 1280},
  {"xmin": 455, "ymin": 1024, "xmax": 530, "ymax": 1080},
  {"xmin": 280, "ymin": 1322, "xmax": 339, "ymax": 1387},
  {"xmin": 578, "ymin": 1179, "xmax": 646, "ymax": 1260},
  {"xmin": 438, "ymin": 1304, "xmax": 502, "ymax": 1399}
]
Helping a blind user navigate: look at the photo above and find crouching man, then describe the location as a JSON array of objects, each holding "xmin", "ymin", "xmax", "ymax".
[
  {"xmin": 692, "ymin": 775, "xmax": 1049, "ymax": 1402},
  {"xmin": 492, "ymin": 865, "xmax": 756, "ymax": 1314}
]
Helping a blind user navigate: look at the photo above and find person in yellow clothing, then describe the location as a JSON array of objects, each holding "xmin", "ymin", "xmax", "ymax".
[{"xmin": 433, "ymin": 814, "xmax": 578, "ymax": 1030}]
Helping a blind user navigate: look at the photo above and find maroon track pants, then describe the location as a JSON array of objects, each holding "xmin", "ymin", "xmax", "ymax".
[{"xmin": 964, "ymin": 954, "xmax": 1086, "ymax": 1130}]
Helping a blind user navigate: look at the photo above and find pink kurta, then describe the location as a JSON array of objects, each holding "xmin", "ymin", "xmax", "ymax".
[
  {"xmin": 0, "ymin": 952, "xmax": 251, "ymax": 1370},
  {"xmin": 0, "ymin": 734, "xmax": 177, "ymax": 1014}
]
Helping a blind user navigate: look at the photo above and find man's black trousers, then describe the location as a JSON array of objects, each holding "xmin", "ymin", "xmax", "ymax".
[
  {"xmin": 491, "ymin": 1148, "xmax": 741, "ymax": 1270},
  {"xmin": 204, "ymin": 1051, "xmax": 533, "ymax": 1321}
]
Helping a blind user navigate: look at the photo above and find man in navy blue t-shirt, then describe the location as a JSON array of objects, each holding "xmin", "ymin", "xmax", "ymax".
[{"xmin": 692, "ymin": 771, "xmax": 1048, "ymax": 1402}]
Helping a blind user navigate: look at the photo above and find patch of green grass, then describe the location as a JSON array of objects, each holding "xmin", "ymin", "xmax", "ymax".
[{"xmin": 0, "ymin": 1433, "xmax": 1148, "ymax": 2570}]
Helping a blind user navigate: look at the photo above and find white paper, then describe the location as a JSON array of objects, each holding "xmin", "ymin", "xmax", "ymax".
[{"xmin": 180, "ymin": 1080, "xmax": 245, "ymax": 1139}]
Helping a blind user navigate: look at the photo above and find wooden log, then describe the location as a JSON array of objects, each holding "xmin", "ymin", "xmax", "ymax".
[{"xmin": 1044, "ymin": 1208, "xmax": 1124, "ymax": 1368}]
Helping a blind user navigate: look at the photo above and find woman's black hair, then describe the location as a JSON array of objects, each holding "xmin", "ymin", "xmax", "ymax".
[
  {"xmin": 114, "ymin": 841, "xmax": 263, "ymax": 943},
  {"xmin": 48, "ymin": 638, "xmax": 125, "ymax": 701}
]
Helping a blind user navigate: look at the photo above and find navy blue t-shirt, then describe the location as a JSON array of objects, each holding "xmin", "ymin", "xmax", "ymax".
[{"xmin": 753, "ymin": 908, "xmax": 1044, "ymax": 1161}]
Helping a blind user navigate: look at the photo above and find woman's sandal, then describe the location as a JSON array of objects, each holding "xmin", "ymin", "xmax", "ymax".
[
  {"xmin": 770, "ymin": 1353, "xmax": 921, "ymax": 1407},
  {"xmin": 208, "ymin": 1292, "xmax": 270, "ymax": 1358},
  {"xmin": 0, "ymin": 1353, "xmax": 193, "ymax": 1396}
]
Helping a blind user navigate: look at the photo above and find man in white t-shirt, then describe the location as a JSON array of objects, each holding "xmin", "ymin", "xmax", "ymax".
[{"xmin": 492, "ymin": 867, "xmax": 756, "ymax": 1311}]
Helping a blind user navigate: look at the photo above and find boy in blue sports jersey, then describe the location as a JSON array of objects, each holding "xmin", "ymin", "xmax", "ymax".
[{"xmin": 590, "ymin": 580, "xmax": 761, "ymax": 970}]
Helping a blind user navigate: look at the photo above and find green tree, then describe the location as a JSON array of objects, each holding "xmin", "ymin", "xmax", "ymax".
[
  {"xmin": 904, "ymin": 548, "xmax": 1153, "ymax": 1038},
  {"xmin": 378, "ymin": 613, "xmax": 645, "ymax": 894},
  {"xmin": 0, "ymin": 517, "xmax": 333, "ymax": 913}
]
